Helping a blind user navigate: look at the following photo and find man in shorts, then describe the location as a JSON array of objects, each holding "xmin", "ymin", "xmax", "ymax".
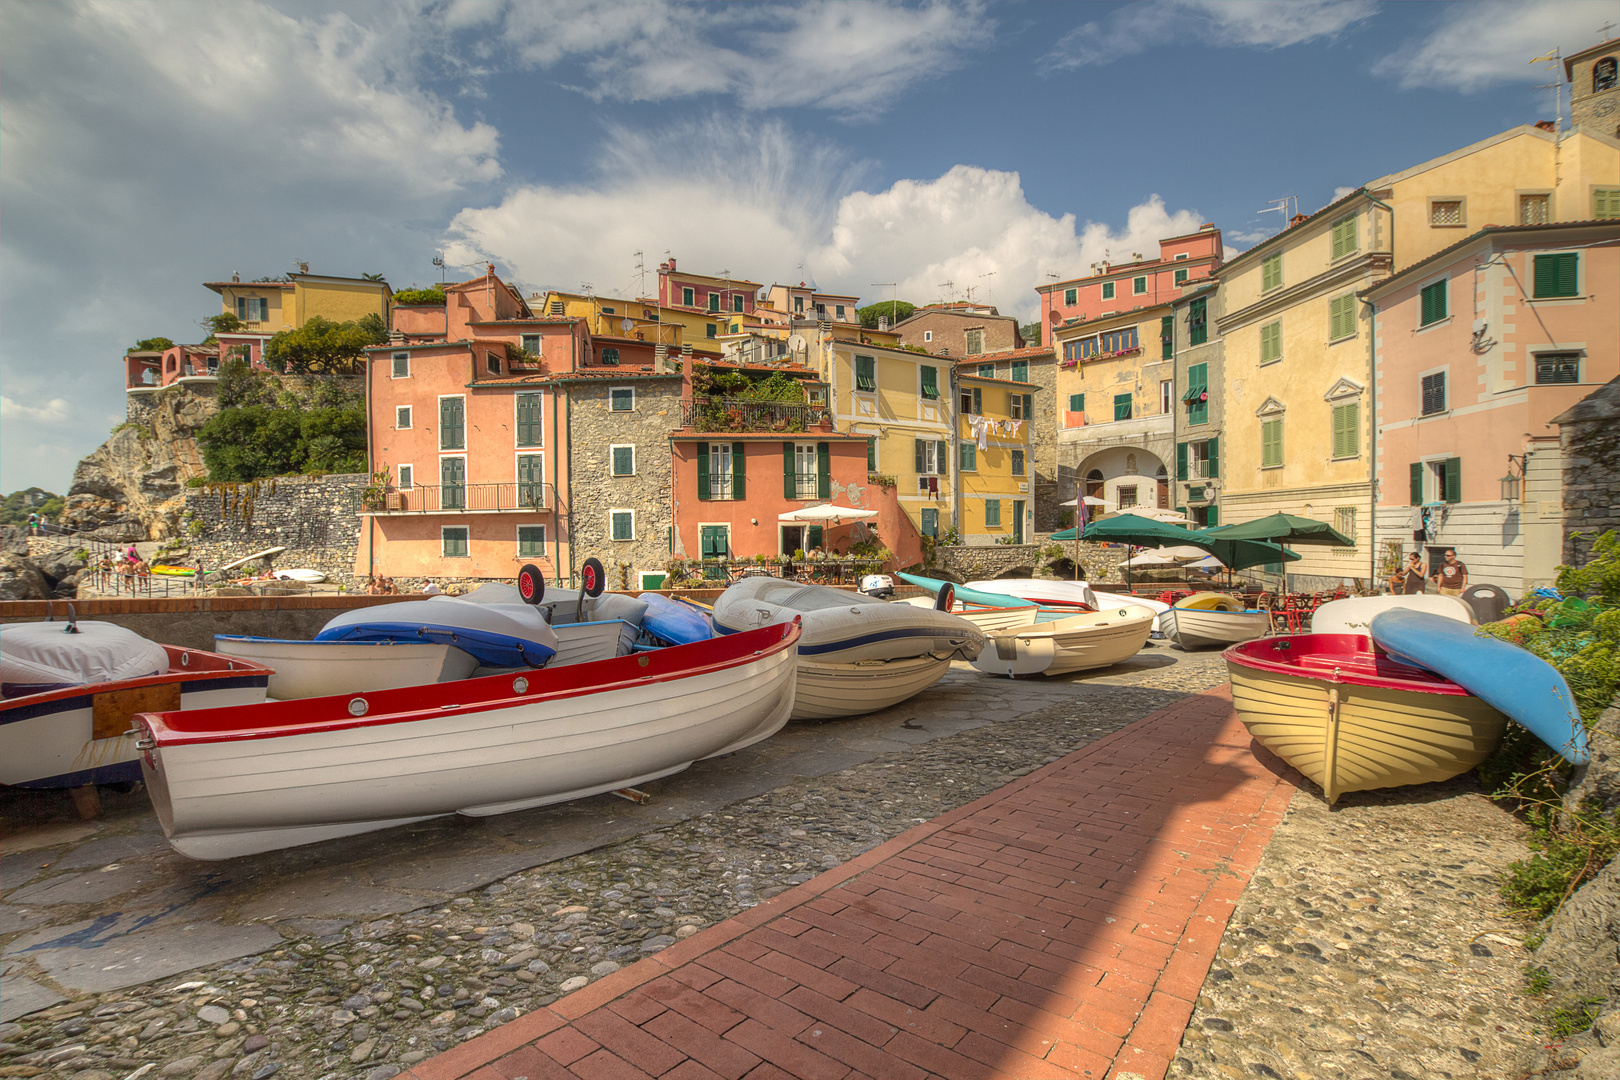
[{"xmin": 1433, "ymin": 549, "xmax": 1468, "ymax": 596}]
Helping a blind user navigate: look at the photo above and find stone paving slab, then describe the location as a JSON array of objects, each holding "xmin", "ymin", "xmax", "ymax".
[{"xmin": 401, "ymin": 688, "xmax": 1292, "ymax": 1080}]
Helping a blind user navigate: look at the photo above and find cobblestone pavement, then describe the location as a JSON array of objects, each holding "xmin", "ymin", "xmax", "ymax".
[
  {"xmin": 1, "ymin": 646, "xmax": 1225, "ymax": 1078},
  {"xmin": 1174, "ymin": 774, "xmax": 1542, "ymax": 1080}
]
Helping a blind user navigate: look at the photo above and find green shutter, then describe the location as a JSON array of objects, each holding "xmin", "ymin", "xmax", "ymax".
[
  {"xmin": 1261, "ymin": 419, "xmax": 1282, "ymax": 468},
  {"xmin": 1114, "ymin": 393, "xmax": 1132, "ymax": 421},
  {"xmin": 867, "ymin": 436, "xmax": 877, "ymax": 470},
  {"xmin": 733, "ymin": 442, "xmax": 746, "ymax": 500},
  {"xmin": 856, "ymin": 355, "xmax": 875, "ymax": 391},
  {"xmin": 937, "ymin": 440, "xmax": 949, "ymax": 478},
  {"xmin": 1207, "ymin": 436, "xmax": 1218, "ymax": 478},
  {"xmin": 1332, "ymin": 403, "xmax": 1359, "ymax": 458},
  {"xmin": 1444, "ymin": 457, "xmax": 1461, "ymax": 504},
  {"xmin": 920, "ymin": 366, "xmax": 938, "ymax": 398},
  {"xmin": 1206, "ymin": 504, "xmax": 1218, "ymax": 526},
  {"xmin": 1410, "ymin": 462, "xmax": 1424, "ymax": 505},
  {"xmin": 1069, "ymin": 393, "xmax": 1084, "ymax": 413},
  {"xmin": 1161, "ymin": 315, "xmax": 1174, "ymax": 360},
  {"xmin": 1420, "ymin": 281, "xmax": 1447, "ymax": 326},
  {"xmin": 1012, "ymin": 361, "xmax": 1028, "ymax": 383},
  {"xmin": 516, "ymin": 393, "xmax": 542, "ymax": 446},
  {"xmin": 1189, "ymin": 297, "xmax": 1208, "ymax": 345},
  {"xmin": 1262, "ymin": 253, "xmax": 1281, "ymax": 291},
  {"xmin": 1534, "ymin": 253, "xmax": 1579, "ymax": 298},
  {"xmin": 1329, "ymin": 294, "xmax": 1356, "ymax": 339},
  {"xmin": 806, "ymin": 525, "xmax": 823, "ymax": 550},
  {"xmin": 440, "ymin": 397, "xmax": 464, "ymax": 450},
  {"xmin": 1176, "ymin": 442, "xmax": 1188, "ymax": 481},
  {"xmin": 959, "ymin": 441, "xmax": 975, "ymax": 471},
  {"xmin": 1331, "ymin": 216, "xmax": 1357, "ymax": 260},
  {"xmin": 1596, "ymin": 189, "xmax": 1620, "ymax": 220},
  {"xmin": 914, "ymin": 438, "xmax": 925, "ymax": 474},
  {"xmin": 783, "ymin": 442, "xmax": 796, "ymax": 499},
  {"xmin": 1260, "ymin": 321, "xmax": 1281, "ymax": 363},
  {"xmin": 1557, "ymin": 253, "xmax": 1578, "ymax": 296},
  {"xmin": 985, "ymin": 499, "xmax": 1000, "ymax": 527},
  {"xmin": 697, "ymin": 442, "xmax": 711, "ymax": 500},
  {"xmin": 817, "ymin": 442, "xmax": 830, "ymax": 499}
]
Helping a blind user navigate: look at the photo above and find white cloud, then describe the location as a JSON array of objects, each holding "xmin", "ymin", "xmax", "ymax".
[
  {"xmin": 0, "ymin": 396, "xmax": 72, "ymax": 424},
  {"xmin": 491, "ymin": 0, "xmax": 993, "ymax": 119},
  {"xmin": 1044, "ymin": 0, "xmax": 1375, "ymax": 70},
  {"xmin": 447, "ymin": 121, "xmax": 1205, "ymax": 324},
  {"xmin": 1372, "ymin": 1, "xmax": 1610, "ymax": 92},
  {"xmin": 0, "ymin": 0, "xmax": 503, "ymax": 492}
]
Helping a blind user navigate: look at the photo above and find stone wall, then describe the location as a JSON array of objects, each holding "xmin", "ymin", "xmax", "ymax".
[
  {"xmin": 182, "ymin": 473, "xmax": 367, "ymax": 585},
  {"xmin": 1557, "ymin": 378, "xmax": 1620, "ymax": 569},
  {"xmin": 933, "ymin": 537, "xmax": 1126, "ymax": 583},
  {"xmin": 567, "ymin": 377, "xmax": 683, "ymax": 588}
]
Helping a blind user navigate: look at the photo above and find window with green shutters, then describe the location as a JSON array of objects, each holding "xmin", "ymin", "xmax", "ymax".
[
  {"xmin": 1161, "ymin": 315, "xmax": 1174, "ymax": 359},
  {"xmin": 600, "ymin": 347, "xmax": 620, "ymax": 365},
  {"xmin": 733, "ymin": 294, "xmax": 745, "ymax": 313},
  {"xmin": 1331, "ymin": 402, "xmax": 1360, "ymax": 459},
  {"xmin": 1113, "ymin": 393, "xmax": 1132, "ymax": 421},
  {"xmin": 867, "ymin": 436, "xmax": 877, "ymax": 470},
  {"xmin": 977, "ymin": 363, "xmax": 993, "ymax": 377},
  {"xmin": 708, "ymin": 293, "xmax": 720, "ymax": 312},
  {"xmin": 518, "ymin": 525, "xmax": 546, "ymax": 558},
  {"xmin": 1101, "ymin": 281, "xmax": 1115, "ymax": 300},
  {"xmin": 698, "ymin": 442, "xmax": 745, "ymax": 500},
  {"xmin": 855, "ymin": 355, "xmax": 876, "ymax": 391},
  {"xmin": 442, "ymin": 526, "xmax": 469, "ymax": 558},
  {"xmin": 609, "ymin": 387, "xmax": 633, "ymax": 412},
  {"xmin": 1261, "ymin": 252, "xmax": 1282, "ymax": 292},
  {"xmin": 1063, "ymin": 287, "xmax": 1077, "ymax": 305},
  {"xmin": 1596, "ymin": 189, "xmax": 1620, "ymax": 220},
  {"xmin": 959, "ymin": 386, "xmax": 982, "ymax": 415},
  {"xmin": 1185, "ymin": 362, "xmax": 1208, "ymax": 425},
  {"xmin": 518, "ymin": 454, "xmax": 545, "ymax": 506},
  {"xmin": 1419, "ymin": 280, "xmax": 1448, "ymax": 326},
  {"xmin": 919, "ymin": 365, "xmax": 939, "ymax": 399},
  {"xmin": 959, "ymin": 441, "xmax": 976, "ymax": 471},
  {"xmin": 920, "ymin": 508, "xmax": 938, "ymax": 539},
  {"xmin": 1532, "ymin": 253, "xmax": 1579, "ymax": 298},
  {"xmin": 1328, "ymin": 293, "xmax": 1357, "ymax": 340},
  {"xmin": 1261, "ymin": 418, "xmax": 1283, "ymax": 468},
  {"xmin": 1259, "ymin": 320, "xmax": 1282, "ymax": 364},
  {"xmin": 1068, "ymin": 393, "xmax": 1085, "ymax": 413},
  {"xmin": 516, "ymin": 393, "xmax": 543, "ymax": 446},
  {"xmin": 439, "ymin": 396, "xmax": 465, "ymax": 450},
  {"xmin": 1011, "ymin": 360, "xmax": 1029, "ymax": 383},
  {"xmin": 1134, "ymin": 276, "xmax": 1148, "ymax": 295},
  {"xmin": 1188, "ymin": 297, "xmax": 1208, "ymax": 345},
  {"xmin": 1174, "ymin": 267, "xmax": 1189, "ymax": 285},
  {"xmin": 611, "ymin": 445, "xmax": 634, "ymax": 476},
  {"xmin": 1012, "ymin": 449, "xmax": 1024, "ymax": 476},
  {"xmin": 1207, "ymin": 436, "xmax": 1219, "ymax": 478},
  {"xmin": 1330, "ymin": 215, "xmax": 1358, "ymax": 260},
  {"xmin": 985, "ymin": 499, "xmax": 1001, "ymax": 527},
  {"xmin": 441, "ymin": 456, "xmax": 465, "ymax": 509},
  {"xmin": 612, "ymin": 511, "xmax": 634, "ymax": 541}
]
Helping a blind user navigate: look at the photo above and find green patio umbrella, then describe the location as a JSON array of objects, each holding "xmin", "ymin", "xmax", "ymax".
[{"xmin": 1199, "ymin": 513, "xmax": 1352, "ymax": 588}]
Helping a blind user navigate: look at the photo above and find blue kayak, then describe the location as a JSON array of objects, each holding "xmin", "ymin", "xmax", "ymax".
[
  {"xmin": 639, "ymin": 593, "xmax": 713, "ymax": 646},
  {"xmin": 897, "ymin": 572, "xmax": 1076, "ymax": 621},
  {"xmin": 1369, "ymin": 610, "xmax": 1589, "ymax": 765}
]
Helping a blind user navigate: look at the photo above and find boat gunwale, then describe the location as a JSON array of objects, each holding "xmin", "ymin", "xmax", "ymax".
[
  {"xmin": 139, "ymin": 621, "xmax": 800, "ymax": 747},
  {"xmin": 1224, "ymin": 633, "xmax": 1472, "ymax": 695},
  {"xmin": 982, "ymin": 608, "xmax": 1154, "ymax": 641},
  {"xmin": 1, "ymin": 644, "xmax": 272, "ymax": 713}
]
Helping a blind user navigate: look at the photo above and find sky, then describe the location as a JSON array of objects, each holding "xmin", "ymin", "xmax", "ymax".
[{"xmin": 2, "ymin": 0, "xmax": 1614, "ymax": 493}]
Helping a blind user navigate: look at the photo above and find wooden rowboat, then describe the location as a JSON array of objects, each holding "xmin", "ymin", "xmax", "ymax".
[
  {"xmin": 1163, "ymin": 592, "xmax": 1271, "ymax": 650},
  {"xmin": 971, "ymin": 607, "xmax": 1155, "ymax": 678},
  {"xmin": 1225, "ymin": 634, "xmax": 1507, "ymax": 805},
  {"xmin": 136, "ymin": 622, "xmax": 801, "ymax": 860},
  {"xmin": 791, "ymin": 654, "xmax": 953, "ymax": 720}
]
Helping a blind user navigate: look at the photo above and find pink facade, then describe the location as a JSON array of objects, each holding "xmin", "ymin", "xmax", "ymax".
[
  {"xmin": 1037, "ymin": 226, "xmax": 1223, "ymax": 344},
  {"xmin": 656, "ymin": 256, "xmax": 759, "ymax": 317}
]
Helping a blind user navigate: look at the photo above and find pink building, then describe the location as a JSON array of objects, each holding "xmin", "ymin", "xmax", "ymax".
[
  {"xmin": 1037, "ymin": 225, "xmax": 1223, "ymax": 345},
  {"xmin": 657, "ymin": 256, "xmax": 761, "ymax": 317},
  {"xmin": 1366, "ymin": 220, "xmax": 1619, "ymax": 593}
]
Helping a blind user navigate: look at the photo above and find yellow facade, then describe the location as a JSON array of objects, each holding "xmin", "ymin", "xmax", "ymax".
[
  {"xmin": 536, "ymin": 291, "xmax": 682, "ymax": 347},
  {"xmin": 955, "ymin": 375, "xmax": 1037, "ymax": 543},
  {"xmin": 209, "ymin": 274, "xmax": 392, "ymax": 334}
]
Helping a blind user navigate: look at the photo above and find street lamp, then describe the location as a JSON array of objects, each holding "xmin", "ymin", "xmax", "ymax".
[{"xmin": 1500, "ymin": 454, "xmax": 1525, "ymax": 502}]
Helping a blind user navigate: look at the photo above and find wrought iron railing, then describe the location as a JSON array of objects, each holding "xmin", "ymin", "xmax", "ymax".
[
  {"xmin": 360, "ymin": 482, "xmax": 552, "ymax": 513},
  {"xmin": 680, "ymin": 397, "xmax": 829, "ymax": 433}
]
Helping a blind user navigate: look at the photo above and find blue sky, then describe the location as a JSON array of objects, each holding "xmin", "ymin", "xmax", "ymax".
[{"xmin": 3, "ymin": 0, "xmax": 1613, "ymax": 492}]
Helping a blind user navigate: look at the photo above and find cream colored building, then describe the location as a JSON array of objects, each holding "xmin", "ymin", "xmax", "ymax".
[
  {"xmin": 1215, "ymin": 124, "xmax": 1619, "ymax": 589},
  {"xmin": 205, "ymin": 272, "xmax": 393, "ymax": 334}
]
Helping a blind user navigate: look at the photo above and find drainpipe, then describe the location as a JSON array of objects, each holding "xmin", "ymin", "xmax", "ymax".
[
  {"xmin": 1359, "ymin": 189, "xmax": 1394, "ymax": 587},
  {"xmin": 949, "ymin": 364, "xmax": 962, "ymax": 536},
  {"xmin": 565, "ymin": 387, "xmax": 577, "ymax": 587}
]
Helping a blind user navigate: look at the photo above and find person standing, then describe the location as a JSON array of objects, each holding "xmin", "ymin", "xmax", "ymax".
[
  {"xmin": 1433, "ymin": 549, "xmax": 1468, "ymax": 596},
  {"xmin": 1396, "ymin": 552, "xmax": 1426, "ymax": 595},
  {"xmin": 27, "ymin": 512, "xmax": 38, "ymax": 536}
]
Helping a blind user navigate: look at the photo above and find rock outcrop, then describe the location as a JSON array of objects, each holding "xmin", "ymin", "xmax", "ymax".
[
  {"xmin": 0, "ymin": 550, "xmax": 51, "ymax": 600},
  {"xmin": 61, "ymin": 385, "xmax": 216, "ymax": 541}
]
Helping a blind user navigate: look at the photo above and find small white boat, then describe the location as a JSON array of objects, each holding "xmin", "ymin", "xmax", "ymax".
[
  {"xmin": 791, "ymin": 654, "xmax": 953, "ymax": 720},
  {"xmin": 1163, "ymin": 593, "xmax": 1271, "ymax": 650},
  {"xmin": 272, "ymin": 569, "xmax": 326, "ymax": 584},
  {"xmin": 971, "ymin": 607, "xmax": 1155, "ymax": 678},
  {"xmin": 713, "ymin": 578, "xmax": 983, "ymax": 663},
  {"xmin": 965, "ymin": 579, "xmax": 1098, "ymax": 608},
  {"xmin": 894, "ymin": 595, "xmax": 1039, "ymax": 632},
  {"xmin": 136, "ymin": 622, "xmax": 801, "ymax": 860},
  {"xmin": 1090, "ymin": 590, "xmax": 1172, "ymax": 634},
  {"xmin": 1310, "ymin": 594, "xmax": 1475, "ymax": 635},
  {"xmin": 214, "ymin": 636, "xmax": 479, "ymax": 700},
  {"xmin": 2, "ymin": 621, "xmax": 270, "ymax": 788}
]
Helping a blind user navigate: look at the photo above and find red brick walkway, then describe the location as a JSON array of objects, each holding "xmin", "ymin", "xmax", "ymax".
[{"xmin": 405, "ymin": 687, "xmax": 1293, "ymax": 1080}]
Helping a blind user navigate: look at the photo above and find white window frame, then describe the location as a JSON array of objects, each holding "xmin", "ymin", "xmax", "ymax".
[
  {"xmin": 609, "ymin": 386, "xmax": 635, "ymax": 412},
  {"xmin": 1160, "ymin": 380, "xmax": 1172, "ymax": 414},
  {"xmin": 698, "ymin": 522, "xmax": 733, "ymax": 560},
  {"xmin": 397, "ymin": 463, "xmax": 414, "ymax": 489},
  {"xmin": 610, "ymin": 509, "xmax": 636, "ymax": 542},
  {"xmin": 521, "ymin": 334, "xmax": 541, "ymax": 355},
  {"xmin": 919, "ymin": 440, "xmax": 940, "ymax": 475},
  {"xmin": 923, "ymin": 330, "xmax": 933, "ymax": 342},
  {"xmin": 682, "ymin": 287, "xmax": 695, "ymax": 307},
  {"xmin": 638, "ymin": 570, "xmax": 667, "ymax": 589},
  {"xmin": 1133, "ymin": 276, "xmax": 1147, "ymax": 295},
  {"xmin": 1175, "ymin": 252, "xmax": 1190, "ymax": 261},
  {"xmin": 709, "ymin": 442, "xmax": 734, "ymax": 500},
  {"xmin": 794, "ymin": 442, "xmax": 818, "ymax": 501},
  {"xmin": 396, "ymin": 405, "xmax": 412, "ymax": 429},
  {"xmin": 485, "ymin": 350, "xmax": 502, "ymax": 376},
  {"xmin": 516, "ymin": 524, "xmax": 547, "ymax": 559},
  {"xmin": 391, "ymin": 351, "xmax": 410, "ymax": 378},
  {"xmin": 441, "ymin": 525, "xmax": 470, "ymax": 559},
  {"xmin": 1420, "ymin": 453, "xmax": 1454, "ymax": 503},
  {"xmin": 1189, "ymin": 440, "xmax": 1211, "ymax": 480},
  {"xmin": 610, "ymin": 443, "xmax": 636, "ymax": 477},
  {"xmin": 437, "ymin": 394, "xmax": 467, "ymax": 452}
]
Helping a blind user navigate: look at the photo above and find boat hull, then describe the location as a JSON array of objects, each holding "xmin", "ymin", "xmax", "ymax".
[
  {"xmin": 790, "ymin": 654, "xmax": 952, "ymax": 720},
  {"xmin": 893, "ymin": 596, "xmax": 1038, "ymax": 632},
  {"xmin": 1163, "ymin": 607, "xmax": 1271, "ymax": 650},
  {"xmin": 971, "ymin": 608, "xmax": 1154, "ymax": 677},
  {"xmin": 1310, "ymin": 594, "xmax": 1474, "ymax": 634},
  {"xmin": 215, "ymin": 637, "xmax": 479, "ymax": 700},
  {"xmin": 1, "ymin": 647, "xmax": 270, "ymax": 788},
  {"xmin": 714, "ymin": 578, "xmax": 982, "ymax": 663},
  {"xmin": 1226, "ymin": 634, "xmax": 1507, "ymax": 804},
  {"xmin": 137, "ymin": 624, "xmax": 800, "ymax": 859}
]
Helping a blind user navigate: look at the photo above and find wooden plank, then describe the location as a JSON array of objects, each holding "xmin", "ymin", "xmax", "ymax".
[{"xmin": 92, "ymin": 682, "xmax": 181, "ymax": 740}]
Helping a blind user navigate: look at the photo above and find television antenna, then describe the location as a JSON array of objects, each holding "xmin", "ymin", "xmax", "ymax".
[
  {"xmin": 1531, "ymin": 47, "xmax": 1564, "ymax": 137},
  {"xmin": 938, "ymin": 279, "xmax": 955, "ymax": 303},
  {"xmin": 1257, "ymin": 196, "xmax": 1298, "ymax": 220},
  {"xmin": 431, "ymin": 252, "xmax": 446, "ymax": 283},
  {"xmin": 979, "ymin": 271, "xmax": 996, "ymax": 304}
]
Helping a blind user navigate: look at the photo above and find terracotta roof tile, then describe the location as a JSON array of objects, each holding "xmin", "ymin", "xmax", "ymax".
[{"xmin": 955, "ymin": 346, "xmax": 1054, "ymax": 366}]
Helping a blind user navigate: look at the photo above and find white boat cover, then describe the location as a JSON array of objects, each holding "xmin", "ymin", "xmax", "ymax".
[
  {"xmin": 1, "ymin": 621, "xmax": 169, "ymax": 696},
  {"xmin": 713, "ymin": 577, "xmax": 984, "ymax": 662},
  {"xmin": 273, "ymin": 569, "xmax": 326, "ymax": 583}
]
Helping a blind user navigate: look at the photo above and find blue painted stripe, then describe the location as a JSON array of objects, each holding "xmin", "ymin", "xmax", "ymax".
[
  {"xmin": 1, "ymin": 674, "xmax": 267, "ymax": 727},
  {"xmin": 11, "ymin": 760, "xmax": 143, "ymax": 790}
]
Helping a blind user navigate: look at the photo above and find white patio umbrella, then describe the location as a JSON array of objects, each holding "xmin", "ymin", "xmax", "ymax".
[
  {"xmin": 1060, "ymin": 496, "xmax": 1115, "ymax": 508},
  {"xmin": 1119, "ymin": 550, "xmax": 1182, "ymax": 569},
  {"xmin": 1156, "ymin": 545, "xmax": 1213, "ymax": 561},
  {"xmin": 778, "ymin": 503, "xmax": 878, "ymax": 524}
]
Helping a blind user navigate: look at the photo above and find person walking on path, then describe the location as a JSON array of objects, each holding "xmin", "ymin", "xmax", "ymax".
[
  {"xmin": 26, "ymin": 512, "xmax": 38, "ymax": 535},
  {"xmin": 1398, "ymin": 552, "xmax": 1427, "ymax": 595},
  {"xmin": 1433, "ymin": 549, "xmax": 1468, "ymax": 596}
]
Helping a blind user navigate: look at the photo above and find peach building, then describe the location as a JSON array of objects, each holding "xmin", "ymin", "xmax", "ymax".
[
  {"xmin": 1038, "ymin": 225, "xmax": 1223, "ymax": 346},
  {"xmin": 1365, "ymin": 220, "xmax": 1619, "ymax": 593}
]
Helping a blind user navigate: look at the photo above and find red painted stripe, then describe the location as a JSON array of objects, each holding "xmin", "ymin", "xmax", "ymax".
[
  {"xmin": 1224, "ymin": 633, "xmax": 1470, "ymax": 695},
  {"xmin": 138, "ymin": 620, "xmax": 800, "ymax": 746}
]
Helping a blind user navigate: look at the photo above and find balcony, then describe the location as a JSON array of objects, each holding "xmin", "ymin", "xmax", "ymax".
[
  {"xmin": 680, "ymin": 397, "xmax": 830, "ymax": 434},
  {"xmin": 360, "ymin": 482, "xmax": 553, "ymax": 514}
]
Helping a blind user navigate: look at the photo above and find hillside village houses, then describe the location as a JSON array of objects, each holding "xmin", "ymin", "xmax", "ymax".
[{"xmin": 120, "ymin": 44, "xmax": 1620, "ymax": 599}]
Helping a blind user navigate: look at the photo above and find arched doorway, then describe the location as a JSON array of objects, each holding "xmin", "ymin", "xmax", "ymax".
[
  {"xmin": 1156, "ymin": 465, "xmax": 1169, "ymax": 508},
  {"xmin": 1085, "ymin": 470, "xmax": 1105, "ymax": 500}
]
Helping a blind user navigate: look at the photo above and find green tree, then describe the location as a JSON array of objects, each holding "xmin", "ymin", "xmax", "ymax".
[
  {"xmin": 355, "ymin": 312, "xmax": 388, "ymax": 344},
  {"xmin": 128, "ymin": 337, "xmax": 175, "ymax": 353},
  {"xmin": 264, "ymin": 316, "xmax": 376, "ymax": 375},
  {"xmin": 204, "ymin": 313, "xmax": 246, "ymax": 337},
  {"xmin": 299, "ymin": 406, "xmax": 368, "ymax": 473},
  {"xmin": 215, "ymin": 358, "xmax": 279, "ymax": 409},
  {"xmin": 1020, "ymin": 322, "xmax": 1042, "ymax": 346},
  {"xmin": 857, "ymin": 300, "xmax": 916, "ymax": 329},
  {"xmin": 197, "ymin": 405, "xmax": 305, "ymax": 481},
  {"xmin": 361, "ymin": 272, "xmax": 386, "ymax": 281}
]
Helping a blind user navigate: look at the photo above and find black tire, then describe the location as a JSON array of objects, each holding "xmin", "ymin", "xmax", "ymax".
[
  {"xmin": 934, "ymin": 583, "xmax": 955, "ymax": 611},
  {"xmin": 517, "ymin": 564, "xmax": 546, "ymax": 605},
  {"xmin": 581, "ymin": 557, "xmax": 606, "ymax": 598}
]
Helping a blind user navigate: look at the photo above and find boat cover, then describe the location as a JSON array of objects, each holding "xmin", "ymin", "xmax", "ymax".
[
  {"xmin": 639, "ymin": 593, "xmax": 713, "ymax": 645},
  {"xmin": 1, "ymin": 621, "xmax": 169, "ymax": 698},
  {"xmin": 713, "ymin": 577, "xmax": 984, "ymax": 662},
  {"xmin": 316, "ymin": 599, "xmax": 559, "ymax": 668}
]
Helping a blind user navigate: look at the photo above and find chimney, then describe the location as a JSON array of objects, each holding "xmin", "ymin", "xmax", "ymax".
[
  {"xmin": 1200, "ymin": 223, "xmax": 1215, "ymax": 231},
  {"xmin": 667, "ymin": 257, "xmax": 676, "ymax": 271},
  {"xmin": 654, "ymin": 344, "xmax": 668, "ymax": 374},
  {"xmin": 877, "ymin": 316, "xmax": 890, "ymax": 331},
  {"xmin": 1289, "ymin": 213, "xmax": 1308, "ymax": 228},
  {"xmin": 1535, "ymin": 120, "xmax": 1556, "ymax": 132}
]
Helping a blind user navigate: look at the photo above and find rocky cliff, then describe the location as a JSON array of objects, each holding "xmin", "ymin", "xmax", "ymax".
[{"xmin": 62, "ymin": 385, "xmax": 216, "ymax": 541}]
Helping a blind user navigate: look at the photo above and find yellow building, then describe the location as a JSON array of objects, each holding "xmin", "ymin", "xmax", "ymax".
[
  {"xmin": 533, "ymin": 290, "xmax": 682, "ymax": 349},
  {"xmin": 205, "ymin": 271, "xmax": 393, "ymax": 333},
  {"xmin": 954, "ymin": 372, "xmax": 1038, "ymax": 543},
  {"xmin": 1215, "ymin": 123, "xmax": 1619, "ymax": 588}
]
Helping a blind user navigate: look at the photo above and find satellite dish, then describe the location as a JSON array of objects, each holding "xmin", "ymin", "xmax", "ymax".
[
  {"xmin": 620, "ymin": 318, "xmax": 634, "ymax": 333},
  {"xmin": 788, "ymin": 334, "xmax": 807, "ymax": 354}
]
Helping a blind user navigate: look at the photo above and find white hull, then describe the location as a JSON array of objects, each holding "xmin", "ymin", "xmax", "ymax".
[
  {"xmin": 893, "ymin": 597, "xmax": 1037, "ymax": 632},
  {"xmin": 1091, "ymin": 591, "xmax": 1170, "ymax": 634},
  {"xmin": 790, "ymin": 654, "xmax": 952, "ymax": 720},
  {"xmin": 971, "ymin": 608, "xmax": 1155, "ymax": 677},
  {"xmin": 1163, "ymin": 608, "xmax": 1271, "ymax": 650},
  {"xmin": 140, "ymin": 635, "xmax": 799, "ymax": 859},
  {"xmin": 215, "ymin": 638, "xmax": 479, "ymax": 700},
  {"xmin": 1310, "ymin": 594, "xmax": 1475, "ymax": 635},
  {"xmin": 548, "ymin": 620, "xmax": 637, "ymax": 667},
  {"xmin": 715, "ymin": 578, "xmax": 983, "ymax": 663}
]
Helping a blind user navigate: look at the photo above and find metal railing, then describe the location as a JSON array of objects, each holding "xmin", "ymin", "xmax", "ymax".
[
  {"xmin": 360, "ymin": 482, "xmax": 553, "ymax": 514},
  {"xmin": 680, "ymin": 397, "xmax": 829, "ymax": 433}
]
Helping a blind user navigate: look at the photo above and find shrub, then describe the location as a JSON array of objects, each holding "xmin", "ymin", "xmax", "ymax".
[{"xmin": 394, "ymin": 285, "xmax": 447, "ymax": 305}]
